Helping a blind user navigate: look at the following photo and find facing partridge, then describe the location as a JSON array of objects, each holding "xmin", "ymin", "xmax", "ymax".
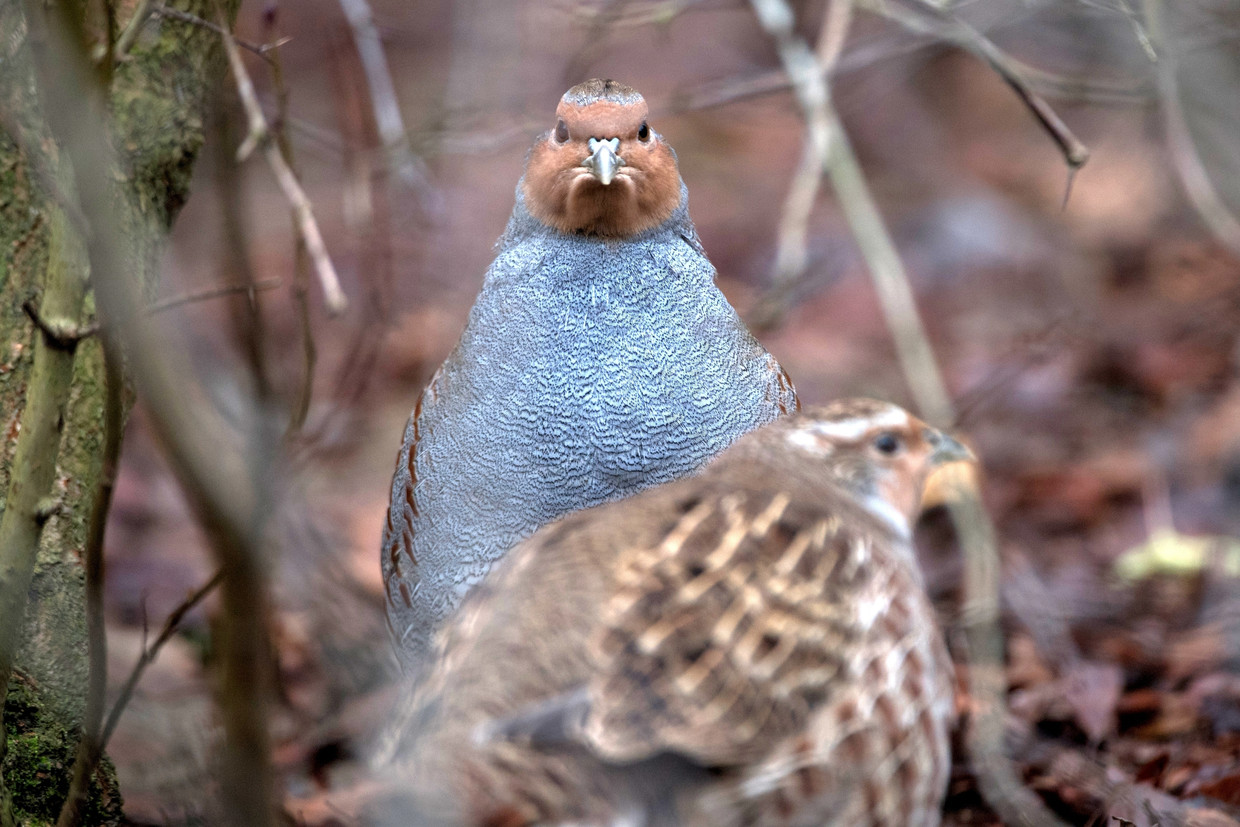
[
  {"xmin": 380, "ymin": 399, "xmax": 970, "ymax": 827},
  {"xmin": 382, "ymin": 79, "xmax": 798, "ymax": 664}
]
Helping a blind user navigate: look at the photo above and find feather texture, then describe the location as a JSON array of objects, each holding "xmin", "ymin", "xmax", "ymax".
[
  {"xmin": 377, "ymin": 401, "xmax": 964, "ymax": 827},
  {"xmin": 382, "ymin": 80, "xmax": 797, "ymax": 664}
]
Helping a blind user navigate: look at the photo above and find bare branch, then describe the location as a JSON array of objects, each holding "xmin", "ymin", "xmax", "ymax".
[
  {"xmin": 99, "ymin": 569, "xmax": 225, "ymax": 750},
  {"xmin": 262, "ymin": 19, "xmax": 317, "ymax": 439},
  {"xmin": 337, "ymin": 0, "xmax": 437, "ymax": 207},
  {"xmin": 151, "ymin": 6, "xmax": 288, "ymax": 60},
  {"xmin": 20, "ymin": 299, "xmax": 97, "ymax": 350},
  {"xmin": 1144, "ymin": 0, "xmax": 1240, "ymax": 256},
  {"xmin": 56, "ymin": 341, "xmax": 123, "ymax": 827},
  {"xmin": 683, "ymin": 4, "xmax": 1096, "ymax": 176},
  {"xmin": 751, "ymin": 0, "xmax": 855, "ymax": 330},
  {"xmin": 0, "ymin": 106, "xmax": 90, "ymax": 232},
  {"xmin": 144, "ymin": 278, "xmax": 282, "ymax": 315},
  {"xmin": 219, "ymin": 15, "xmax": 348, "ymax": 314},
  {"xmin": 111, "ymin": 0, "xmax": 154, "ymax": 60},
  {"xmin": 112, "ymin": 2, "xmax": 287, "ymax": 62},
  {"xmin": 673, "ymin": 30, "xmax": 935, "ymax": 113},
  {"xmin": 749, "ymin": 0, "xmax": 952, "ymax": 422},
  {"xmin": 816, "ymin": 0, "xmax": 853, "ymax": 70},
  {"xmin": 214, "ymin": 101, "xmax": 275, "ymax": 401},
  {"xmin": 873, "ymin": 1, "xmax": 1089, "ymax": 172},
  {"xmin": 288, "ymin": 242, "xmax": 317, "ymax": 437},
  {"xmin": 561, "ymin": 0, "xmax": 722, "ymax": 28}
]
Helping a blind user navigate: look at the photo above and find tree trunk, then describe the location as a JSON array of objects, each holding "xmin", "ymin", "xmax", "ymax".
[{"xmin": 0, "ymin": 3, "xmax": 237, "ymax": 822}]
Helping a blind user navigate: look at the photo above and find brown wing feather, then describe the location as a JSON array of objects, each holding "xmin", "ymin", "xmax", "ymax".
[
  {"xmin": 584, "ymin": 486, "xmax": 890, "ymax": 767},
  {"xmin": 381, "ymin": 363, "xmax": 445, "ymax": 617},
  {"xmin": 716, "ymin": 551, "xmax": 955, "ymax": 826},
  {"xmin": 768, "ymin": 355, "xmax": 800, "ymax": 415}
]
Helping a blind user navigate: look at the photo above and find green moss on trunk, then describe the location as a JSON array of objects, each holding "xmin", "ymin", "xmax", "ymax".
[{"xmin": 3, "ymin": 678, "xmax": 121, "ymax": 826}]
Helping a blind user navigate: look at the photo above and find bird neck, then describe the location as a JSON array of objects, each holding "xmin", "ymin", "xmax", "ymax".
[
  {"xmin": 855, "ymin": 494, "xmax": 913, "ymax": 540},
  {"xmin": 504, "ymin": 180, "xmax": 692, "ymax": 245}
]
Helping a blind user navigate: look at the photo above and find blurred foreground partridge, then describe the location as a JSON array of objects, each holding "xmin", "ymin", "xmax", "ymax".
[
  {"xmin": 380, "ymin": 399, "xmax": 968, "ymax": 827},
  {"xmin": 383, "ymin": 79, "xmax": 798, "ymax": 663}
]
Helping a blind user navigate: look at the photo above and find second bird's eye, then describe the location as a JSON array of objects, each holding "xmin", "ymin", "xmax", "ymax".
[
  {"xmin": 638, "ymin": 121, "xmax": 650, "ymax": 142},
  {"xmin": 873, "ymin": 432, "xmax": 902, "ymax": 455},
  {"xmin": 555, "ymin": 119, "xmax": 569, "ymax": 143}
]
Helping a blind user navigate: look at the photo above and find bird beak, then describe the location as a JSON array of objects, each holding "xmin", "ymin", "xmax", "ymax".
[
  {"xmin": 584, "ymin": 137, "xmax": 624, "ymax": 185},
  {"xmin": 926, "ymin": 429, "xmax": 974, "ymax": 466}
]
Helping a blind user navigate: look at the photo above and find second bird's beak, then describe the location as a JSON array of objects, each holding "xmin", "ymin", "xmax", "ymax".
[
  {"xmin": 584, "ymin": 137, "xmax": 624, "ymax": 185},
  {"xmin": 926, "ymin": 429, "xmax": 974, "ymax": 466}
]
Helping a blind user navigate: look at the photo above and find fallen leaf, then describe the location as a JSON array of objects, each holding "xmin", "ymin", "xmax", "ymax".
[
  {"xmin": 1114, "ymin": 529, "xmax": 1240, "ymax": 582},
  {"xmin": 1063, "ymin": 660, "xmax": 1124, "ymax": 743}
]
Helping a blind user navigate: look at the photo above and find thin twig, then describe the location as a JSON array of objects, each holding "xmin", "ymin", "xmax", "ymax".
[
  {"xmin": 111, "ymin": 0, "xmax": 153, "ymax": 59},
  {"xmin": 144, "ymin": 278, "xmax": 282, "ymax": 315},
  {"xmin": 101, "ymin": 0, "xmax": 118, "ymax": 84},
  {"xmin": 151, "ymin": 6, "xmax": 288, "ymax": 60},
  {"xmin": 750, "ymin": 0, "xmax": 952, "ymax": 421},
  {"xmin": 319, "ymin": 37, "xmax": 395, "ymax": 436},
  {"xmin": 430, "ymin": 119, "xmax": 545, "ymax": 156},
  {"xmin": 816, "ymin": 0, "xmax": 852, "ymax": 70},
  {"xmin": 674, "ymin": 29, "xmax": 935, "ymax": 112},
  {"xmin": 214, "ymin": 91, "xmax": 274, "ymax": 400},
  {"xmin": 263, "ymin": 15, "xmax": 316, "ymax": 439},
  {"xmin": 677, "ymin": 36, "xmax": 1150, "ymax": 113},
  {"xmin": 56, "ymin": 339, "xmax": 123, "ymax": 827},
  {"xmin": 220, "ymin": 22, "xmax": 347, "ymax": 315},
  {"xmin": 1144, "ymin": 0, "xmax": 1240, "ymax": 257},
  {"xmin": 747, "ymin": 1, "xmax": 1070, "ymax": 824},
  {"xmin": 1116, "ymin": 0, "xmax": 1158, "ymax": 61},
  {"xmin": 287, "ymin": 241, "xmax": 317, "ymax": 437},
  {"xmin": 873, "ymin": 0, "xmax": 1089, "ymax": 172},
  {"xmin": 560, "ymin": 0, "xmax": 722, "ymax": 28},
  {"xmin": 686, "ymin": 4, "xmax": 1095, "ymax": 177},
  {"xmin": 750, "ymin": 0, "xmax": 855, "ymax": 330},
  {"xmin": 0, "ymin": 106, "xmax": 91, "ymax": 232},
  {"xmin": 337, "ymin": 0, "xmax": 436, "ymax": 208},
  {"xmin": 99, "ymin": 570, "xmax": 225, "ymax": 749},
  {"xmin": 111, "ymin": 2, "xmax": 285, "ymax": 62}
]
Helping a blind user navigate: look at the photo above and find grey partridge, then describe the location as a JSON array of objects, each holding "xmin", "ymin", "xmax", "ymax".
[
  {"xmin": 380, "ymin": 399, "xmax": 968, "ymax": 827},
  {"xmin": 382, "ymin": 79, "xmax": 798, "ymax": 664}
]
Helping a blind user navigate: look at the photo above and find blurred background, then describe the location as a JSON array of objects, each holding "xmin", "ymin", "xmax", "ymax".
[{"xmin": 92, "ymin": 0, "xmax": 1239, "ymax": 823}]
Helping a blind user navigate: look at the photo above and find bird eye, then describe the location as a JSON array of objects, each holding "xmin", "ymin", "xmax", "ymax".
[
  {"xmin": 555, "ymin": 119, "xmax": 569, "ymax": 143},
  {"xmin": 873, "ymin": 432, "xmax": 902, "ymax": 455},
  {"xmin": 637, "ymin": 121, "xmax": 650, "ymax": 142}
]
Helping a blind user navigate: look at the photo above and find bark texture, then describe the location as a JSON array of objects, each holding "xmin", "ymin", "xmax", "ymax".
[{"xmin": 0, "ymin": 3, "xmax": 237, "ymax": 822}]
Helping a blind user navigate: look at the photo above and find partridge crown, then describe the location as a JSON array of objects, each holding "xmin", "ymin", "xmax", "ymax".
[{"xmin": 562, "ymin": 78, "xmax": 643, "ymax": 107}]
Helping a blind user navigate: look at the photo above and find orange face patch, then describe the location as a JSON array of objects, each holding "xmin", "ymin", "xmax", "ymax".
[{"xmin": 521, "ymin": 89, "xmax": 682, "ymax": 238}]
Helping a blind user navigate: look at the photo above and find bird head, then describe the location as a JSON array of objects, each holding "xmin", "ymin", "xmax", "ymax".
[
  {"xmin": 782, "ymin": 399, "xmax": 975, "ymax": 537},
  {"xmin": 522, "ymin": 79, "xmax": 683, "ymax": 238}
]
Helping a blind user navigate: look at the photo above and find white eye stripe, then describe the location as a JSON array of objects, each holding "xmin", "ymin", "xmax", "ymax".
[
  {"xmin": 807, "ymin": 407, "xmax": 910, "ymax": 442},
  {"xmin": 785, "ymin": 429, "xmax": 832, "ymax": 454}
]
